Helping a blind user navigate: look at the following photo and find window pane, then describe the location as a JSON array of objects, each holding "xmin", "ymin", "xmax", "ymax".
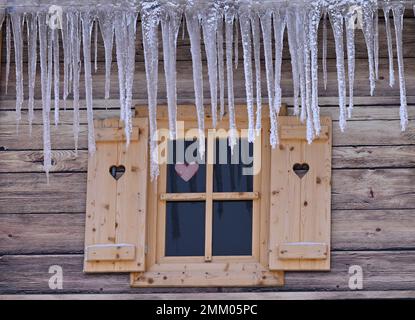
[
  {"xmin": 212, "ymin": 201, "xmax": 253, "ymax": 256},
  {"xmin": 213, "ymin": 139, "xmax": 253, "ymax": 192},
  {"xmin": 167, "ymin": 139, "xmax": 206, "ymax": 193},
  {"xmin": 165, "ymin": 201, "xmax": 205, "ymax": 256}
]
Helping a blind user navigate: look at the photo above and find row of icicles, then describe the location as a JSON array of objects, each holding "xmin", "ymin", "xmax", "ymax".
[{"xmin": 0, "ymin": 1, "xmax": 412, "ymax": 179}]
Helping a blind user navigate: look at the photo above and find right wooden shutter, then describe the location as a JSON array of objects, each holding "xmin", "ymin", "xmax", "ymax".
[{"xmin": 269, "ymin": 116, "xmax": 332, "ymax": 271}]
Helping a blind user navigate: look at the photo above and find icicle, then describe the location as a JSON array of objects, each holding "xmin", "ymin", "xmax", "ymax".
[
  {"xmin": 374, "ymin": 9, "xmax": 379, "ymax": 80},
  {"xmin": 273, "ymin": 9, "xmax": 286, "ymax": 119},
  {"xmin": 217, "ymin": 15, "xmax": 225, "ymax": 120},
  {"xmin": 384, "ymin": 5, "xmax": 395, "ymax": 87},
  {"xmin": 11, "ymin": 12, "xmax": 24, "ymax": 128},
  {"xmin": 81, "ymin": 12, "xmax": 96, "ymax": 154},
  {"xmin": 161, "ymin": 7, "xmax": 182, "ymax": 139},
  {"xmin": 70, "ymin": 11, "xmax": 81, "ymax": 154},
  {"xmin": 361, "ymin": 4, "xmax": 376, "ymax": 96},
  {"xmin": 98, "ymin": 11, "xmax": 115, "ymax": 104},
  {"xmin": 27, "ymin": 13, "xmax": 37, "ymax": 135},
  {"xmin": 393, "ymin": 4, "xmax": 408, "ymax": 131},
  {"xmin": 38, "ymin": 13, "xmax": 52, "ymax": 182},
  {"xmin": 201, "ymin": 4, "xmax": 219, "ymax": 128},
  {"xmin": 53, "ymin": 28, "xmax": 60, "ymax": 126},
  {"xmin": 234, "ymin": 15, "xmax": 239, "ymax": 70},
  {"xmin": 185, "ymin": 10, "xmax": 205, "ymax": 158},
  {"xmin": 5, "ymin": 15, "xmax": 11, "ymax": 95},
  {"xmin": 224, "ymin": 7, "xmax": 237, "ymax": 151},
  {"xmin": 114, "ymin": 13, "xmax": 127, "ymax": 123},
  {"xmin": 329, "ymin": 9, "xmax": 347, "ymax": 132},
  {"xmin": 345, "ymin": 9, "xmax": 356, "ymax": 118},
  {"xmin": 94, "ymin": 19, "xmax": 98, "ymax": 73},
  {"xmin": 286, "ymin": 7, "xmax": 300, "ymax": 116},
  {"xmin": 322, "ymin": 11, "xmax": 328, "ymax": 91},
  {"xmin": 294, "ymin": 7, "xmax": 307, "ymax": 123},
  {"xmin": 309, "ymin": 4, "xmax": 322, "ymax": 136},
  {"xmin": 61, "ymin": 12, "xmax": 70, "ymax": 111},
  {"xmin": 239, "ymin": 9, "xmax": 255, "ymax": 142},
  {"xmin": 142, "ymin": 5, "xmax": 161, "ymax": 179},
  {"xmin": 260, "ymin": 9, "xmax": 276, "ymax": 147},
  {"xmin": 124, "ymin": 12, "xmax": 139, "ymax": 146},
  {"xmin": 251, "ymin": 13, "xmax": 262, "ymax": 133}
]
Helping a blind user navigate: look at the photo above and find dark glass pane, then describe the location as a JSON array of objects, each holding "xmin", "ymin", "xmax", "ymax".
[
  {"xmin": 167, "ymin": 139, "xmax": 206, "ymax": 193},
  {"xmin": 212, "ymin": 201, "xmax": 252, "ymax": 256},
  {"xmin": 165, "ymin": 201, "xmax": 205, "ymax": 256},
  {"xmin": 213, "ymin": 139, "xmax": 253, "ymax": 192}
]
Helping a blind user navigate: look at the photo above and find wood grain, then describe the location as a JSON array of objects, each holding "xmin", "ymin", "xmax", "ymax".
[{"xmin": 1, "ymin": 251, "xmax": 415, "ymax": 293}]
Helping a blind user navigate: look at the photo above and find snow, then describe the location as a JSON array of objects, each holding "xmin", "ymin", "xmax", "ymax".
[{"xmin": 1, "ymin": 0, "xmax": 412, "ymax": 178}]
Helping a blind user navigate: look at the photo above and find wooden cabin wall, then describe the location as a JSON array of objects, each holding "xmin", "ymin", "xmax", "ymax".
[{"xmin": 1, "ymin": 14, "xmax": 415, "ymax": 299}]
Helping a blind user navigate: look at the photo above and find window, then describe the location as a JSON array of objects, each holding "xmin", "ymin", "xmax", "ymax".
[{"xmin": 84, "ymin": 105, "xmax": 332, "ymax": 288}]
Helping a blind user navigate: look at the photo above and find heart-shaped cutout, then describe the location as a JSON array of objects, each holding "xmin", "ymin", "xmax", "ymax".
[
  {"xmin": 175, "ymin": 163, "xmax": 199, "ymax": 182},
  {"xmin": 109, "ymin": 165, "xmax": 126, "ymax": 180},
  {"xmin": 293, "ymin": 163, "xmax": 309, "ymax": 179}
]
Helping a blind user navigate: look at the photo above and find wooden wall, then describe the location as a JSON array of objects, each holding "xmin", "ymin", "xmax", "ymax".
[{"xmin": 1, "ymin": 14, "xmax": 415, "ymax": 299}]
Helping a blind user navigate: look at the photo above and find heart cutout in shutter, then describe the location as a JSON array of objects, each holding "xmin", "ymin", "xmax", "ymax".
[
  {"xmin": 293, "ymin": 163, "xmax": 309, "ymax": 179},
  {"xmin": 109, "ymin": 165, "xmax": 126, "ymax": 180}
]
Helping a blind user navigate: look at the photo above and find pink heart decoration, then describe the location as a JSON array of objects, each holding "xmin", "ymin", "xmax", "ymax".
[{"xmin": 174, "ymin": 163, "xmax": 199, "ymax": 182}]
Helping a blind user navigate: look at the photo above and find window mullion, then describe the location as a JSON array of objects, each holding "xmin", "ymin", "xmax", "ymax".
[{"xmin": 204, "ymin": 129, "xmax": 215, "ymax": 262}]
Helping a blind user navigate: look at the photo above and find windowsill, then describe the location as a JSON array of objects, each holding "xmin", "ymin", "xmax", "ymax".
[{"xmin": 130, "ymin": 262, "xmax": 283, "ymax": 287}]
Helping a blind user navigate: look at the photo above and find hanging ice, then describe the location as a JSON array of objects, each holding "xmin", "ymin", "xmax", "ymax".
[
  {"xmin": 383, "ymin": 5, "xmax": 395, "ymax": 87},
  {"xmin": 10, "ymin": 12, "xmax": 23, "ymax": 128},
  {"xmin": 142, "ymin": 3, "xmax": 161, "ymax": 179},
  {"xmin": 322, "ymin": 11, "xmax": 328, "ymax": 91},
  {"xmin": 217, "ymin": 15, "xmax": 225, "ymax": 120},
  {"xmin": 5, "ymin": 15, "xmax": 10, "ymax": 95},
  {"xmin": 98, "ymin": 11, "xmax": 115, "ymax": 103},
  {"xmin": 345, "ymin": 7, "xmax": 356, "ymax": 118},
  {"xmin": 81, "ymin": 11, "xmax": 97, "ymax": 154},
  {"xmin": 161, "ymin": 5, "xmax": 182, "ymax": 139},
  {"xmin": 251, "ymin": 12, "xmax": 262, "ymax": 133},
  {"xmin": 53, "ymin": 28, "xmax": 60, "ymax": 126},
  {"xmin": 393, "ymin": 4, "xmax": 408, "ymax": 131},
  {"xmin": 286, "ymin": 7, "xmax": 300, "ymax": 116},
  {"xmin": 27, "ymin": 13, "xmax": 37, "ymax": 134},
  {"xmin": 70, "ymin": 11, "xmax": 81, "ymax": 154}
]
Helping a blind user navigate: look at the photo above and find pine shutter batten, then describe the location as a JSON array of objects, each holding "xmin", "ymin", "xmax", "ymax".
[
  {"xmin": 269, "ymin": 116, "xmax": 332, "ymax": 271},
  {"xmin": 84, "ymin": 117, "xmax": 148, "ymax": 273}
]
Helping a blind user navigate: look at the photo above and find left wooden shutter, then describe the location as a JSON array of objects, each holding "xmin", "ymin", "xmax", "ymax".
[{"xmin": 84, "ymin": 118, "xmax": 148, "ymax": 273}]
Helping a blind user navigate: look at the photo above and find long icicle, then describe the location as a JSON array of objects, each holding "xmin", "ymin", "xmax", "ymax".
[
  {"xmin": 286, "ymin": 7, "xmax": 300, "ymax": 116},
  {"xmin": 361, "ymin": 4, "xmax": 376, "ymax": 96},
  {"xmin": 114, "ymin": 12, "xmax": 127, "ymax": 124},
  {"xmin": 61, "ymin": 12, "xmax": 70, "ymax": 111},
  {"xmin": 374, "ymin": 9, "xmax": 379, "ymax": 80},
  {"xmin": 98, "ymin": 11, "xmax": 115, "ymax": 104},
  {"xmin": 273, "ymin": 9, "xmax": 286, "ymax": 118},
  {"xmin": 201, "ymin": 4, "xmax": 219, "ymax": 128},
  {"xmin": 217, "ymin": 15, "xmax": 225, "ymax": 120},
  {"xmin": 161, "ymin": 7, "xmax": 182, "ymax": 139},
  {"xmin": 142, "ymin": 5, "xmax": 161, "ymax": 179},
  {"xmin": 225, "ymin": 7, "xmax": 237, "ymax": 151},
  {"xmin": 5, "ymin": 15, "xmax": 11, "ymax": 95},
  {"xmin": 384, "ymin": 5, "xmax": 395, "ymax": 87},
  {"xmin": 251, "ymin": 12, "xmax": 262, "ymax": 133},
  {"xmin": 10, "ymin": 12, "xmax": 24, "ymax": 129},
  {"xmin": 70, "ymin": 11, "xmax": 81, "ymax": 154},
  {"xmin": 239, "ymin": 9, "xmax": 255, "ymax": 142},
  {"xmin": 81, "ymin": 11, "xmax": 96, "ymax": 154},
  {"xmin": 345, "ymin": 8, "xmax": 356, "ymax": 118},
  {"xmin": 260, "ymin": 8, "xmax": 276, "ymax": 147},
  {"xmin": 393, "ymin": 4, "xmax": 408, "ymax": 131},
  {"xmin": 27, "ymin": 13, "xmax": 38, "ymax": 135},
  {"xmin": 53, "ymin": 28, "xmax": 60, "ymax": 126},
  {"xmin": 322, "ymin": 11, "xmax": 328, "ymax": 91},
  {"xmin": 329, "ymin": 8, "xmax": 347, "ymax": 132},
  {"xmin": 38, "ymin": 13, "xmax": 52, "ymax": 182},
  {"xmin": 186, "ymin": 9, "xmax": 205, "ymax": 158}
]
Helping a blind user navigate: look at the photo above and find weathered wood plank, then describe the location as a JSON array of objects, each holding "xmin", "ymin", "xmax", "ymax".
[
  {"xmin": 0, "ymin": 169, "xmax": 414, "ymax": 213},
  {"xmin": 1, "ymin": 251, "xmax": 415, "ymax": 293},
  {"xmin": 2, "ymin": 209, "xmax": 415, "ymax": 255},
  {"xmin": 2, "ymin": 58, "xmax": 415, "ymax": 101},
  {"xmin": 1, "ymin": 120, "xmax": 413, "ymax": 150},
  {"xmin": 2, "ymin": 291, "xmax": 415, "ymax": 299},
  {"xmin": 2, "ymin": 145, "xmax": 415, "ymax": 173},
  {"xmin": 2, "ymin": 105, "xmax": 415, "ymax": 125}
]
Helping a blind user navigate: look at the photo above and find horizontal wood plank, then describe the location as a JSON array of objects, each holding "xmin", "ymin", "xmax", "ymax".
[
  {"xmin": 2, "ymin": 209, "xmax": 415, "ymax": 255},
  {"xmin": 2, "ymin": 251, "xmax": 415, "ymax": 293}
]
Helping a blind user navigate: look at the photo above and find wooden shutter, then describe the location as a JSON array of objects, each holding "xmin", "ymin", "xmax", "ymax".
[
  {"xmin": 84, "ymin": 118, "xmax": 148, "ymax": 273},
  {"xmin": 269, "ymin": 116, "xmax": 332, "ymax": 271}
]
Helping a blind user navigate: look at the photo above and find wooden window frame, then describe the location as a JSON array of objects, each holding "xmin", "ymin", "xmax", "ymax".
[{"xmin": 131, "ymin": 105, "xmax": 285, "ymax": 287}]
